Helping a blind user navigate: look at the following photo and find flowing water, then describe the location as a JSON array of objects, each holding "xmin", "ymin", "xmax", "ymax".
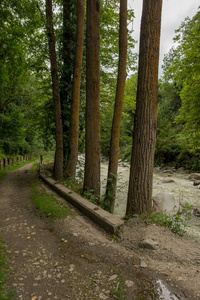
[
  {"xmin": 77, "ymin": 155, "xmax": 200, "ymax": 241},
  {"xmin": 100, "ymin": 162, "xmax": 200, "ymax": 241}
]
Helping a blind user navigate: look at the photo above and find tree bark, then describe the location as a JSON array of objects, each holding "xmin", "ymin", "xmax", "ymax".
[
  {"xmin": 46, "ymin": 0, "xmax": 63, "ymax": 180},
  {"xmin": 83, "ymin": 0, "xmax": 101, "ymax": 196},
  {"xmin": 105, "ymin": 0, "xmax": 127, "ymax": 213},
  {"xmin": 60, "ymin": 0, "xmax": 76, "ymax": 165},
  {"xmin": 126, "ymin": 0, "xmax": 163, "ymax": 215},
  {"xmin": 65, "ymin": 0, "xmax": 85, "ymax": 179}
]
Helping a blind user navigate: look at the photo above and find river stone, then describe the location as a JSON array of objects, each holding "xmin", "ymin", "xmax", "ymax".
[
  {"xmin": 193, "ymin": 208, "xmax": 200, "ymax": 217},
  {"xmin": 187, "ymin": 173, "xmax": 200, "ymax": 180},
  {"xmin": 193, "ymin": 180, "xmax": 200, "ymax": 186},
  {"xmin": 139, "ymin": 239, "xmax": 159, "ymax": 250},
  {"xmin": 125, "ymin": 280, "xmax": 135, "ymax": 287},
  {"xmin": 160, "ymin": 179, "xmax": 175, "ymax": 184},
  {"xmin": 153, "ymin": 193, "xmax": 179, "ymax": 214}
]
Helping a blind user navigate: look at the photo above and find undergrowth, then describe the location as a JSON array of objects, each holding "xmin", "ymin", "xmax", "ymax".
[
  {"xmin": 63, "ymin": 177, "xmax": 112, "ymax": 212},
  {"xmin": 110, "ymin": 278, "xmax": 127, "ymax": 300},
  {"xmin": 31, "ymin": 182, "xmax": 72, "ymax": 221},
  {"xmin": 30, "ymin": 162, "xmax": 39, "ymax": 171},
  {"xmin": 4, "ymin": 158, "xmax": 38, "ymax": 172},
  {"xmin": 0, "ymin": 171, "xmax": 6, "ymax": 182},
  {"xmin": 142, "ymin": 204, "xmax": 192, "ymax": 236},
  {"xmin": 0, "ymin": 237, "xmax": 14, "ymax": 299}
]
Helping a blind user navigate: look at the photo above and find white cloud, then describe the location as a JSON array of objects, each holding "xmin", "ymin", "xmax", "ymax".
[{"xmin": 128, "ymin": 0, "xmax": 199, "ymax": 76}]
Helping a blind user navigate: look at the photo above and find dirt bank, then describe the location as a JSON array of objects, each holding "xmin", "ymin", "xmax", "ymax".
[{"xmin": 0, "ymin": 163, "xmax": 199, "ymax": 299}]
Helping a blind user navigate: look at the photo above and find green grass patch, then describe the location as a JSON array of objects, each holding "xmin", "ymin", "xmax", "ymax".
[
  {"xmin": 63, "ymin": 178, "xmax": 82, "ymax": 194},
  {"xmin": 0, "ymin": 237, "xmax": 14, "ymax": 299},
  {"xmin": 63, "ymin": 178, "xmax": 112, "ymax": 212},
  {"xmin": 5, "ymin": 158, "xmax": 38, "ymax": 172},
  {"xmin": 31, "ymin": 162, "xmax": 39, "ymax": 171},
  {"xmin": 0, "ymin": 171, "xmax": 6, "ymax": 182},
  {"xmin": 31, "ymin": 183, "xmax": 72, "ymax": 220},
  {"xmin": 110, "ymin": 278, "xmax": 127, "ymax": 300},
  {"xmin": 142, "ymin": 205, "xmax": 192, "ymax": 237},
  {"xmin": 41, "ymin": 151, "xmax": 54, "ymax": 164}
]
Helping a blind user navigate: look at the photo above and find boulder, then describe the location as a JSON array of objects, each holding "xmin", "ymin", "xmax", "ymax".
[
  {"xmin": 160, "ymin": 179, "xmax": 175, "ymax": 184},
  {"xmin": 193, "ymin": 180, "xmax": 200, "ymax": 186},
  {"xmin": 187, "ymin": 173, "xmax": 200, "ymax": 181},
  {"xmin": 139, "ymin": 239, "xmax": 159, "ymax": 250},
  {"xmin": 177, "ymin": 167, "xmax": 185, "ymax": 173},
  {"xmin": 122, "ymin": 162, "xmax": 129, "ymax": 167},
  {"xmin": 193, "ymin": 208, "xmax": 200, "ymax": 217},
  {"xmin": 153, "ymin": 192, "xmax": 179, "ymax": 214}
]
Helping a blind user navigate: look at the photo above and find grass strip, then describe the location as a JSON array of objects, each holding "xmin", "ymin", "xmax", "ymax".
[
  {"xmin": 31, "ymin": 184, "xmax": 72, "ymax": 220},
  {"xmin": 0, "ymin": 237, "xmax": 14, "ymax": 299},
  {"xmin": 4, "ymin": 158, "xmax": 38, "ymax": 172},
  {"xmin": 30, "ymin": 162, "xmax": 39, "ymax": 171},
  {"xmin": 0, "ymin": 171, "xmax": 6, "ymax": 182}
]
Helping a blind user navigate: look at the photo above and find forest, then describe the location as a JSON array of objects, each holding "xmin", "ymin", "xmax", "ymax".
[{"xmin": 0, "ymin": 0, "xmax": 200, "ymax": 214}]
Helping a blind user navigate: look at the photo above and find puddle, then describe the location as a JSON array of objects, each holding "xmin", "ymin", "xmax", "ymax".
[{"xmin": 157, "ymin": 280, "xmax": 180, "ymax": 300}]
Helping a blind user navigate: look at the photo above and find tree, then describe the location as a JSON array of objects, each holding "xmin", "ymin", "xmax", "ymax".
[
  {"xmin": 65, "ymin": 0, "xmax": 85, "ymax": 179},
  {"xmin": 100, "ymin": 0, "xmax": 137, "ymax": 160},
  {"xmin": 126, "ymin": 0, "xmax": 163, "ymax": 215},
  {"xmin": 46, "ymin": 0, "xmax": 63, "ymax": 180},
  {"xmin": 60, "ymin": 0, "xmax": 77, "ymax": 165},
  {"xmin": 163, "ymin": 8, "xmax": 200, "ymax": 169},
  {"xmin": 105, "ymin": 0, "xmax": 127, "ymax": 213},
  {"xmin": 83, "ymin": 0, "xmax": 101, "ymax": 196},
  {"xmin": 0, "ymin": 0, "xmax": 52, "ymax": 157},
  {"xmin": 155, "ymin": 80, "xmax": 181, "ymax": 165}
]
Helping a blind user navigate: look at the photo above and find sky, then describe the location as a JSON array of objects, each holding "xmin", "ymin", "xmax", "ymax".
[{"xmin": 128, "ymin": 0, "xmax": 200, "ymax": 76}]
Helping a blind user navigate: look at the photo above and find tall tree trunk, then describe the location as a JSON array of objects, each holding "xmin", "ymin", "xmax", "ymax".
[
  {"xmin": 83, "ymin": 0, "xmax": 101, "ymax": 196},
  {"xmin": 60, "ymin": 0, "xmax": 76, "ymax": 166},
  {"xmin": 65, "ymin": 0, "xmax": 85, "ymax": 179},
  {"xmin": 126, "ymin": 0, "xmax": 163, "ymax": 215},
  {"xmin": 105, "ymin": 0, "xmax": 127, "ymax": 213},
  {"xmin": 46, "ymin": 0, "xmax": 63, "ymax": 180}
]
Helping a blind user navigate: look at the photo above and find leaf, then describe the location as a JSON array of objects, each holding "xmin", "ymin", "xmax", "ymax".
[{"xmin": 133, "ymin": 265, "xmax": 140, "ymax": 269}]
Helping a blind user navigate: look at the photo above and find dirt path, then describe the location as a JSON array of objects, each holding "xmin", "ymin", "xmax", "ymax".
[{"xmin": 0, "ymin": 163, "xmax": 199, "ymax": 299}]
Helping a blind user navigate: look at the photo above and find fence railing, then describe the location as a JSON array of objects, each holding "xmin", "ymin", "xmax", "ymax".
[{"xmin": 0, "ymin": 155, "xmax": 33, "ymax": 170}]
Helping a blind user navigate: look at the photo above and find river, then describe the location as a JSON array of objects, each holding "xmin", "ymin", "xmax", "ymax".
[{"xmin": 100, "ymin": 161, "xmax": 200, "ymax": 241}]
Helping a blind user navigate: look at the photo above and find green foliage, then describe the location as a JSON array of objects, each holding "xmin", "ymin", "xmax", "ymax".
[
  {"xmin": 162, "ymin": 8, "xmax": 200, "ymax": 170},
  {"xmin": 31, "ymin": 184, "xmax": 72, "ymax": 221},
  {"xmin": 110, "ymin": 278, "xmax": 127, "ymax": 300},
  {"xmin": 119, "ymin": 74, "xmax": 137, "ymax": 162},
  {"xmin": 4, "ymin": 158, "xmax": 38, "ymax": 172},
  {"xmin": 31, "ymin": 163, "xmax": 39, "ymax": 171},
  {"xmin": 100, "ymin": 2, "xmax": 137, "ymax": 157},
  {"xmin": 143, "ymin": 206, "xmax": 192, "ymax": 237},
  {"xmin": 0, "ymin": 237, "xmax": 15, "ymax": 299},
  {"xmin": 63, "ymin": 177, "xmax": 82, "ymax": 194},
  {"xmin": 155, "ymin": 80, "xmax": 182, "ymax": 165},
  {"xmin": 0, "ymin": 171, "xmax": 6, "ymax": 182},
  {"xmin": 101, "ymin": 73, "xmax": 137, "ymax": 159},
  {"xmin": 63, "ymin": 172, "xmax": 112, "ymax": 212},
  {"xmin": 82, "ymin": 190, "xmax": 112, "ymax": 213},
  {"xmin": 0, "ymin": 0, "xmax": 54, "ymax": 158}
]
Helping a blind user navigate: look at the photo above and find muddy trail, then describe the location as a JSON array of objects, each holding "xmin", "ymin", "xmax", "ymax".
[{"xmin": 0, "ymin": 163, "xmax": 199, "ymax": 299}]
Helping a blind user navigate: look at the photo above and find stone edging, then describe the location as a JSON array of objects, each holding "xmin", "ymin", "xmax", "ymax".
[{"xmin": 39, "ymin": 171, "xmax": 124, "ymax": 234}]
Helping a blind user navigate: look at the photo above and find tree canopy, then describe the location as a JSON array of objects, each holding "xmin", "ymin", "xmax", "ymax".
[{"xmin": 162, "ymin": 7, "xmax": 200, "ymax": 169}]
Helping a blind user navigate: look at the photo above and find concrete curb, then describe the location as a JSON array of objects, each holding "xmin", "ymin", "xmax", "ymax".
[{"xmin": 39, "ymin": 172, "xmax": 124, "ymax": 234}]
